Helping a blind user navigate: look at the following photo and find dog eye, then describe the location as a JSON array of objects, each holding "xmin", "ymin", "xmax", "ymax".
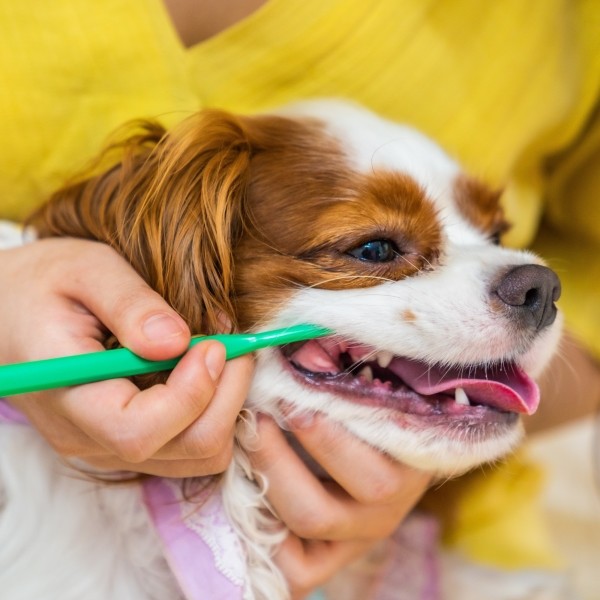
[
  {"xmin": 489, "ymin": 219, "xmax": 511, "ymax": 246},
  {"xmin": 489, "ymin": 231, "xmax": 503, "ymax": 246},
  {"xmin": 347, "ymin": 239, "xmax": 398, "ymax": 262}
]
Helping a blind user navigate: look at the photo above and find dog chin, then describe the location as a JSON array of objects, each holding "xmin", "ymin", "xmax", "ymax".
[{"xmin": 341, "ymin": 412, "xmax": 524, "ymax": 475}]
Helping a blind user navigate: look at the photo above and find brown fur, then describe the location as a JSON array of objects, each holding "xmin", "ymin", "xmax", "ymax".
[
  {"xmin": 29, "ymin": 109, "xmax": 444, "ymax": 378},
  {"xmin": 453, "ymin": 174, "xmax": 510, "ymax": 242},
  {"xmin": 400, "ymin": 309, "xmax": 417, "ymax": 322},
  {"xmin": 29, "ymin": 112, "xmax": 253, "ymax": 338}
]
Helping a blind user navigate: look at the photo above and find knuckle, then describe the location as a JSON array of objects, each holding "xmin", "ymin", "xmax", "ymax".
[
  {"xmin": 189, "ymin": 430, "xmax": 222, "ymax": 458},
  {"xmin": 248, "ymin": 442, "xmax": 280, "ymax": 472},
  {"xmin": 47, "ymin": 438, "xmax": 79, "ymax": 457},
  {"xmin": 281, "ymin": 560, "xmax": 321, "ymax": 597},
  {"xmin": 354, "ymin": 476, "xmax": 400, "ymax": 505},
  {"xmin": 179, "ymin": 383, "xmax": 217, "ymax": 418},
  {"xmin": 104, "ymin": 428, "xmax": 155, "ymax": 464},
  {"xmin": 73, "ymin": 239, "xmax": 119, "ymax": 272},
  {"xmin": 209, "ymin": 443, "xmax": 235, "ymax": 473},
  {"xmin": 112, "ymin": 286, "xmax": 157, "ymax": 319},
  {"xmin": 287, "ymin": 576, "xmax": 312, "ymax": 599},
  {"xmin": 114, "ymin": 442, "xmax": 151, "ymax": 464},
  {"xmin": 286, "ymin": 509, "xmax": 335, "ymax": 540},
  {"xmin": 188, "ymin": 420, "xmax": 233, "ymax": 458}
]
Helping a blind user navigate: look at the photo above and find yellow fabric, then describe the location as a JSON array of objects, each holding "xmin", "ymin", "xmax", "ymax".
[
  {"xmin": 1, "ymin": 0, "xmax": 599, "ymax": 570},
  {"xmin": 0, "ymin": 0, "xmax": 196, "ymax": 220},
  {"xmin": 423, "ymin": 454, "xmax": 564, "ymax": 569}
]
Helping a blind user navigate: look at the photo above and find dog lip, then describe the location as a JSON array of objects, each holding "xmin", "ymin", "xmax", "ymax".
[{"xmin": 283, "ymin": 338, "xmax": 540, "ymax": 415}]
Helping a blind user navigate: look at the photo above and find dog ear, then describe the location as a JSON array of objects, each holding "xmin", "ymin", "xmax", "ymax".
[{"xmin": 29, "ymin": 110, "xmax": 255, "ymax": 336}]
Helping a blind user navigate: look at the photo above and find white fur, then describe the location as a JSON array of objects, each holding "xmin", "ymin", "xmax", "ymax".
[{"xmin": 0, "ymin": 426, "xmax": 182, "ymax": 600}]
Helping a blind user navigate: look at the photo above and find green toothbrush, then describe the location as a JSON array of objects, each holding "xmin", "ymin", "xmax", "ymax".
[{"xmin": 0, "ymin": 324, "xmax": 331, "ymax": 397}]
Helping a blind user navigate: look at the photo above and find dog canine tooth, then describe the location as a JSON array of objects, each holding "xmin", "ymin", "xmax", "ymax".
[
  {"xmin": 359, "ymin": 366, "xmax": 374, "ymax": 382},
  {"xmin": 454, "ymin": 387, "xmax": 471, "ymax": 406},
  {"xmin": 376, "ymin": 351, "xmax": 394, "ymax": 368}
]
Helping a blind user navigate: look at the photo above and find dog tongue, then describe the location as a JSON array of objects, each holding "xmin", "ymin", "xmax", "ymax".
[
  {"xmin": 289, "ymin": 340, "xmax": 341, "ymax": 374},
  {"xmin": 389, "ymin": 359, "xmax": 539, "ymax": 415}
]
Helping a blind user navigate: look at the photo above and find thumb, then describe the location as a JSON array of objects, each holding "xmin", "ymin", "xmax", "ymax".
[{"xmin": 64, "ymin": 243, "xmax": 191, "ymax": 360}]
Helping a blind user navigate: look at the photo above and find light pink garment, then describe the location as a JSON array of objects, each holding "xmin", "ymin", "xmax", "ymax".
[{"xmin": 142, "ymin": 477, "xmax": 246, "ymax": 599}]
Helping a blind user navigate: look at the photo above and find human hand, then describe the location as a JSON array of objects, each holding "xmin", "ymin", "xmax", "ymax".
[
  {"xmin": 250, "ymin": 413, "xmax": 432, "ymax": 599},
  {"xmin": 0, "ymin": 238, "xmax": 253, "ymax": 477},
  {"xmin": 526, "ymin": 332, "xmax": 600, "ymax": 434}
]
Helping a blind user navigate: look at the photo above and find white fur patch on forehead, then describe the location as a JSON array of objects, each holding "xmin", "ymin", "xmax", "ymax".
[{"xmin": 277, "ymin": 100, "xmax": 461, "ymax": 203}]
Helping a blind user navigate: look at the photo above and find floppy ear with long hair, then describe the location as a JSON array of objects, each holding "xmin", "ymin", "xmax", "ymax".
[{"xmin": 29, "ymin": 110, "xmax": 255, "ymax": 337}]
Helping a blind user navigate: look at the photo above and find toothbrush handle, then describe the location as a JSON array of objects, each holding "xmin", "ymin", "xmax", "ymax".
[{"xmin": 0, "ymin": 325, "xmax": 330, "ymax": 397}]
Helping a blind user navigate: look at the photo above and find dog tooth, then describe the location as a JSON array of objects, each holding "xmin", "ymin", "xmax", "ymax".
[
  {"xmin": 454, "ymin": 387, "xmax": 471, "ymax": 406},
  {"xmin": 359, "ymin": 366, "xmax": 374, "ymax": 382},
  {"xmin": 376, "ymin": 351, "xmax": 394, "ymax": 368}
]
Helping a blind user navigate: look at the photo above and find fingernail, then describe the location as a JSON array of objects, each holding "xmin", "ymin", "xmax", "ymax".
[
  {"xmin": 142, "ymin": 313, "xmax": 187, "ymax": 342},
  {"xmin": 205, "ymin": 343, "xmax": 226, "ymax": 382}
]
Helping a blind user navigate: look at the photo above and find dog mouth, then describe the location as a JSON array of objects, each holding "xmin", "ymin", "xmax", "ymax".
[{"xmin": 281, "ymin": 337, "xmax": 539, "ymax": 418}]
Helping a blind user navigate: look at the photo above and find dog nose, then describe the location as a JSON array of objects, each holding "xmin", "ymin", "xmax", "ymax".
[{"xmin": 495, "ymin": 264, "xmax": 561, "ymax": 330}]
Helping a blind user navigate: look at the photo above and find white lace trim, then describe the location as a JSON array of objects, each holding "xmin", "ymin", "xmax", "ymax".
[{"xmin": 162, "ymin": 479, "xmax": 248, "ymax": 588}]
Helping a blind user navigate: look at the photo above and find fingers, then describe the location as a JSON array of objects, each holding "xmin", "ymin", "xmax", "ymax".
[
  {"xmin": 57, "ymin": 341, "xmax": 228, "ymax": 463},
  {"xmin": 251, "ymin": 414, "xmax": 431, "ymax": 599},
  {"xmin": 52, "ymin": 346, "xmax": 253, "ymax": 476},
  {"xmin": 527, "ymin": 332, "xmax": 600, "ymax": 433},
  {"xmin": 274, "ymin": 536, "xmax": 373, "ymax": 600},
  {"xmin": 289, "ymin": 413, "xmax": 430, "ymax": 506},
  {"xmin": 58, "ymin": 241, "xmax": 191, "ymax": 360},
  {"xmin": 159, "ymin": 353, "xmax": 254, "ymax": 459},
  {"xmin": 251, "ymin": 415, "xmax": 431, "ymax": 541}
]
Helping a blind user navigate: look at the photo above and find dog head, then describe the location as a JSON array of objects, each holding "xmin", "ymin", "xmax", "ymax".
[{"xmin": 30, "ymin": 100, "xmax": 561, "ymax": 475}]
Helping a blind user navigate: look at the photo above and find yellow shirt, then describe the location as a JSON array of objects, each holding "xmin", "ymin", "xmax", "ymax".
[
  {"xmin": 1, "ymin": 0, "xmax": 598, "ymax": 569},
  {"xmin": 1, "ymin": 0, "xmax": 598, "ymax": 358}
]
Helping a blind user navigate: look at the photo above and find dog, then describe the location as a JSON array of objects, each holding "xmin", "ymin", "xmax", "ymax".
[{"xmin": 0, "ymin": 101, "xmax": 562, "ymax": 599}]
